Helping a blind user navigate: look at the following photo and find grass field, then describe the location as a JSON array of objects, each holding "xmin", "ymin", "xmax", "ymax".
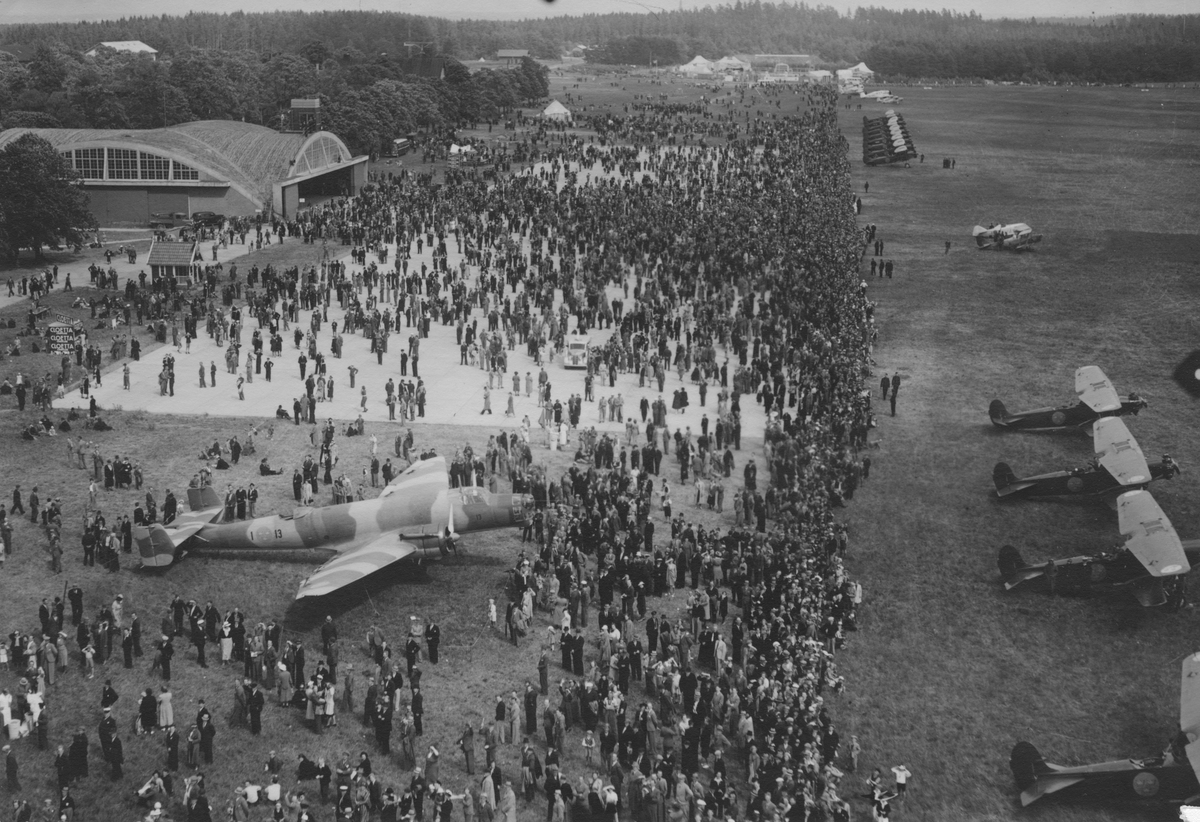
[
  {"xmin": 0, "ymin": 80, "xmax": 1198, "ymax": 822},
  {"xmin": 832, "ymin": 84, "xmax": 1200, "ymax": 821}
]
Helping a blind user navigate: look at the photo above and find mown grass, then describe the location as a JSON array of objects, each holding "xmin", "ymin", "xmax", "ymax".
[
  {"xmin": 0, "ymin": 402, "xmax": 738, "ymax": 821},
  {"xmin": 835, "ymin": 84, "xmax": 1200, "ymax": 822}
]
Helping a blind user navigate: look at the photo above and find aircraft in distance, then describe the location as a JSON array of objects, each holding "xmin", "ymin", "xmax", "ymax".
[
  {"xmin": 989, "ymin": 365, "xmax": 1148, "ymax": 431},
  {"xmin": 999, "ymin": 489, "xmax": 1198, "ymax": 608},
  {"xmin": 992, "ymin": 417, "xmax": 1180, "ymax": 501},
  {"xmin": 134, "ymin": 456, "xmax": 532, "ymax": 599},
  {"xmin": 973, "ymin": 222, "xmax": 1043, "ymax": 250},
  {"xmin": 1011, "ymin": 652, "xmax": 1200, "ymax": 806}
]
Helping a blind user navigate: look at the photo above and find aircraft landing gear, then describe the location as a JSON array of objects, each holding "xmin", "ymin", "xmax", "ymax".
[{"xmin": 1165, "ymin": 576, "xmax": 1187, "ymax": 613}]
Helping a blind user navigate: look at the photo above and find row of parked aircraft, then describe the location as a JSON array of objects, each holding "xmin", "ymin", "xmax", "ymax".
[{"xmin": 990, "ymin": 367, "xmax": 1200, "ymax": 807}]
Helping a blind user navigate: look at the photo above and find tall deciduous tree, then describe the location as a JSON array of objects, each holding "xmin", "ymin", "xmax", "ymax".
[{"xmin": 0, "ymin": 134, "xmax": 95, "ymax": 260}]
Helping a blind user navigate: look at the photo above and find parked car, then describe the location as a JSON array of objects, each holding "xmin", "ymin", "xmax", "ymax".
[
  {"xmin": 191, "ymin": 211, "xmax": 225, "ymax": 227},
  {"xmin": 148, "ymin": 211, "xmax": 187, "ymax": 229}
]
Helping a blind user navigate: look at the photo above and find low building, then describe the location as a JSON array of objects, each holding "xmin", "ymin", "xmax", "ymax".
[
  {"xmin": 497, "ymin": 49, "xmax": 530, "ymax": 66},
  {"xmin": 398, "ymin": 58, "xmax": 446, "ymax": 80},
  {"xmin": 85, "ymin": 40, "xmax": 158, "ymax": 60},
  {"xmin": 147, "ymin": 240, "xmax": 202, "ymax": 285},
  {"xmin": 0, "ymin": 120, "xmax": 368, "ymax": 225}
]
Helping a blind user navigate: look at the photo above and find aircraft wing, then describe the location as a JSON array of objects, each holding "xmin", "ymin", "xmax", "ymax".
[
  {"xmin": 1019, "ymin": 776, "xmax": 1085, "ymax": 807},
  {"xmin": 1076, "ymin": 366, "xmax": 1122, "ymax": 414},
  {"xmin": 1181, "ymin": 653, "xmax": 1200, "ymax": 739},
  {"xmin": 379, "ymin": 455, "xmax": 449, "ymax": 498},
  {"xmin": 1118, "ymin": 490, "xmax": 1189, "ymax": 577},
  {"xmin": 295, "ymin": 535, "xmax": 420, "ymax": 599},
  {"xmin": 173, "ymin": 507, "xmax": 225, "ymax": 528},
  {"xmin": 180, "ymin": 486, "xmax": 225, "ymax": 525},
  {"xmin": 1094, "ymin": 417, "xmax": 1151, "ymax": 486}
]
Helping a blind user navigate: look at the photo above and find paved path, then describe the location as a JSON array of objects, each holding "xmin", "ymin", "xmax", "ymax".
[{"xmin": 56, "ymin": 164, "xmax": 765, "ymax": 445}]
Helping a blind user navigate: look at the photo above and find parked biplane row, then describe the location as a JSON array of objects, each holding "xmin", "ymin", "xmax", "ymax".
[
  {"xmin": 992, "ymin": 368, "xmax": 1200, "ymax": 808},
  {"xmin": 862, "ymin": 111, "xmax": 917, "ymax": 166},
  {"xmin": 990, "ymin": 367, "xmax": 1181, "ymax": 603}
]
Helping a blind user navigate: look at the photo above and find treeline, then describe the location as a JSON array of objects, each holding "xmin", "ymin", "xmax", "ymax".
[
  {"xmin": 0, "ymin": 44, "xmax": 548, "ymax": 156},
  {"xmin": 2, "ymin": 6, "xmax": 1198, "ymax": 85}
]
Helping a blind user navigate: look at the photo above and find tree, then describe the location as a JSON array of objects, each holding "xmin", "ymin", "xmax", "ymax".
[{"xmin": 0, "ymin": 134, "xmax": 95, "ymax": 261}]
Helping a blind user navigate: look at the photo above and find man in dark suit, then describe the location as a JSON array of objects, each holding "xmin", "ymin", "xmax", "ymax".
[
  {"xmin": 411, "ymin": 687, "xmax": 424, "ymax": 736},
  {"xmin": 247, "ymin": 683, "xmax": 265, "ymax": 735},
  {"xmin": 107, "ymin": 733, "xmax": 124, "ymax": 779}
]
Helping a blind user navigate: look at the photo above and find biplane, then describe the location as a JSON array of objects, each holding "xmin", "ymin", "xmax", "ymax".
[
  {"xmin": 992, "ymin": 417, "xmax": 1179, "ymax": 500},
  {"xmin": 1011, "ymin": 652, "xmax": 1200, "ymax": 806},
  {"xmin": 989, "ymin": 366, "xmax": 1148, "ymax": 431},
  {"xmin": 999, "ymin": 489, "xmax": 1199, "ymax": 608},
  {"xmin": 973, "ymin": 222, "xmax": 1043, "ymax": 250}
]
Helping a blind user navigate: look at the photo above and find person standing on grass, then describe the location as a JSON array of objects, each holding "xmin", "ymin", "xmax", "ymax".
[
  {"xmin": 891, "ymin": 764, "xmax": 911, "ymax": 800},
  {"xmin": 890, "ymin": 373, "xmax": 901, "ymax": 417},
  {"xmin": 879, "ymin": 373, "xmax": 889, "ymax": 400}
]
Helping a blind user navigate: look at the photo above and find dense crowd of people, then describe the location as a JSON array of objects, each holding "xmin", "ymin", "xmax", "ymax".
[{"xmin": 0, "ymin": 75, "xmax": 902, "ymax": 822}]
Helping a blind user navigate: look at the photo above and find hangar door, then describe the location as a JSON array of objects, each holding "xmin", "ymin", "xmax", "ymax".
[{"xmin": 147, "ymin": 189, "xmax": 188, "ymax": 217}]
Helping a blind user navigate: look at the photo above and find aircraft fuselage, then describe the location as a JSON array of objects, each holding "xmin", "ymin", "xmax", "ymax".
[{"xmin": 184, "ymin": 486, "xmax": 527, "ymax": 560}]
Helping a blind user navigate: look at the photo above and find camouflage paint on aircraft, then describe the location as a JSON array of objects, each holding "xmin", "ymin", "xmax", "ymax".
[{"xmin": 133, "ymin": 457, "xmax": 531, "ymax": 599}]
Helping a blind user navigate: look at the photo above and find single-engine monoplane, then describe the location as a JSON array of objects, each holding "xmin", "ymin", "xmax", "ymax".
[
  {"xmin": 1011, "ymin": 652, "xmax": 1200, "ymax": 806},
  {"xmin": 989, "ymin": 365, "xmax": 1147, "ymax": 431},
  {"xmin": 993, "ymin": 417, "xmax": 1179, "ymax": 501},
  {"xmin": 133, "ymin": 456, "xmax": 532, "ymax": 599},
  {"xmin": 973, "ymin": 222, "xmax": 1043, "ymax": 250},
  {"xmin": 999, "ymin": 489, "xmax": 1198, "ymax": 608}
]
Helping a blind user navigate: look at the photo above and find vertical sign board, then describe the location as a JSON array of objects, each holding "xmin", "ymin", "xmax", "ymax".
[{"xmin": 48, "ymin": 322, "xmax": 75, "ymax": 354}]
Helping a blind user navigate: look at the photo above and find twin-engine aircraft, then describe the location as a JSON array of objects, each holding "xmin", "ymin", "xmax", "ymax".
[
  {"xmin": 973, "ymin": 222, "xmax": 1043, "ymax": 250},
  {"xmin": 134, "ymin": 456, "xmax": 532, "ymax": 600},
  {"xmin": 989, "ymin": 366, "xmax": 1147, "ymax": 432},
  {"xmin": 993, "ymin": 417, "xmax": 1179, "ymax": 501},
  {"xmin": 1011, "ymin": 652, "xmax": 1200, "ymax": 806},
  {"xmin": 999, "ymin": 489, "xmax": 1199, "ymax": 608}
]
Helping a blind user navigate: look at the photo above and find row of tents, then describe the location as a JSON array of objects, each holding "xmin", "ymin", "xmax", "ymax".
[{"xmin": 678, "ymin": 56, "xmax": 873, "ymax": 92}]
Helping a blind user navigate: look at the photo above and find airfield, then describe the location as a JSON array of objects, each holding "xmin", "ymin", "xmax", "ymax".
[{"xmin": 0, "ymin": 79, "xmax": 1198, "ymax": 821}]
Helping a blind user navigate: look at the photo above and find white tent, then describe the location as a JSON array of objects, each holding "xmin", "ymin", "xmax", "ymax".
[
  {"xmin": 805, "ymin": 70, "xmax": 833, "ymax": 81},
  {"xmin": 679, "ymin": 56, "xmax": 715, "ymax": 76},
  {"xmin": 847, "ymin": 62, "xmax": 874, "ymax": 77},
  {"xmin": 541, "ymin": 100, "xmax": 572, "ymax": 122},
  {"xmin": 715, "ymin": 56, "xmax": 750, "ymax": 72}
]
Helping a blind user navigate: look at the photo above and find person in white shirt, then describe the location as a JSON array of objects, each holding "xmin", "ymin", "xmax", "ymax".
[
  {"xmin": 243, "ymin": 781, "xmax": 261, "ymax": 804},
  {"xmin": 264, "ymin": 776, "xmax": 282, "ymax": 803},
  {"xmin": 891, "ymin": 764, "xmax": 911, "ymax": 798}
]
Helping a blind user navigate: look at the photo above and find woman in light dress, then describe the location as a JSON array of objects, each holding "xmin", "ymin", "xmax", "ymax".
[
  {"xmin": 219, "ymin": 623, "xmax": 234, "ymax": 664},
  {"xmin": 157, "ymin": 686, "xmax": 174, "ymax": 728}
]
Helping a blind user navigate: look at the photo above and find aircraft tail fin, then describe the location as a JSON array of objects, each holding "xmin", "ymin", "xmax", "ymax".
[
  {"xmin": 1011, "ymin": 742, "xmax": 1052, "ymax": 790},
  {"xmin": 993, "ymin": 462, "xmax": 1019, "ymax": 492},
  {"xmin": 135, "ymin": 523, "xmax": 178, "ymax": 568},
  {"xmin": 187, "ymin": 486, "xmax": 221, "ymax": 512},
  {"xmin": 989, "ymin": 399, "xmax": 1009, "ymax": 425},
  {"xmin": 1132, "ymin": 577, "xmax": 1168, "ymax": 608},
  {"xmin": 998, "ymin": 545, "xmax": 1025, "ymax": 581},
  {"xmin": 972, "ymin": 225, "xmax": 989, "ymax": 237}
]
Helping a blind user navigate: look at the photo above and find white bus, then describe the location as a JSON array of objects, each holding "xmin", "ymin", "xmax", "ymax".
[{"xmin": 564, "ymin": 335, "xmax": 590, "ymax": 369}]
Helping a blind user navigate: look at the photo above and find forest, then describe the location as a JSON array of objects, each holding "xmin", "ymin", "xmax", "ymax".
[
  {"xmin": 0, "ymin": 42, "xmax": 549, "ymax": 158},
  {"xmin": 2, "ymin": 5, "xmax": 1198, "ymax": 83}
]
